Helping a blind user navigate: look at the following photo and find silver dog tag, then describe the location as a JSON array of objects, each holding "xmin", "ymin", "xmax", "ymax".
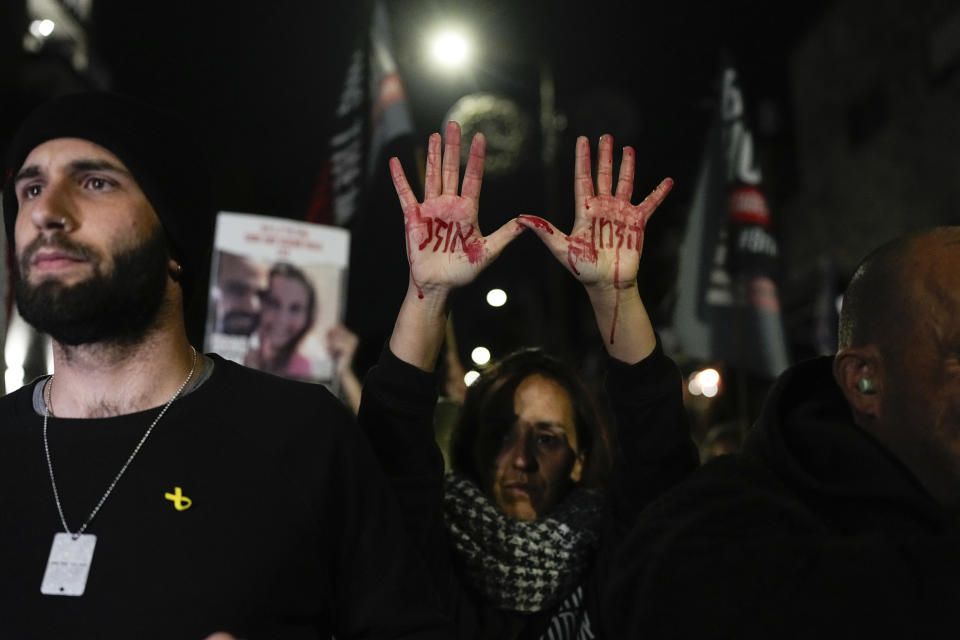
[{"xmin": 40, "ymin": 532, "xmax": 97, "ymax": 596}]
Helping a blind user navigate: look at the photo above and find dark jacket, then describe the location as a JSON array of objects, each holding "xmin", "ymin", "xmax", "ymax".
[
  {"xmin": 359, "ymin": 342, "xmax": 696, "ymax": 639},
  {"xmin": 601, "ymin": 356, "xmax": 960, "ymax": 638}
]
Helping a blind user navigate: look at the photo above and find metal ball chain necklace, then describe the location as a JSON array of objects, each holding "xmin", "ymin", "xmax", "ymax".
[{"xmin": 39, "ymin": 346, "xmax": 198, "ymax": 596}]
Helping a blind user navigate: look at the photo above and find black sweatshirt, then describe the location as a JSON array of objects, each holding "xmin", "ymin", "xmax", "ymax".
[
  {"xmin": 0, "ymin": 354, "xmax": 451, "ymax": 640},
  {"xmin": 603, "ymin": 356, "xmax": 960, "ymax": 638}
]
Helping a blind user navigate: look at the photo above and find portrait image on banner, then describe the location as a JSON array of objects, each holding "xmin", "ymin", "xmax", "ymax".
[{"xmin": 204, "ymin": 212, "xmax": 350, "ymax": 385}]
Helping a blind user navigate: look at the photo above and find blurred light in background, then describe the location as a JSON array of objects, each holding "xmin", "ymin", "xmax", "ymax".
[
  {"xmin": 5, "ymin": 312, "xmax": 31, "ymax": 392},
  {"xmin": 688, "ymin": 368, "xmax": 721, "ymax": 398},
  {"xmin": 471, "ymin": 346, "xmax": 491, "ymax": 366},
  {"xmin": 23, "ymin": 0, "xmax": 90, "ymax": 71},
  {"xmin": 3, "ymin": 309, "xmax": 53, "ymax": 394},
  {"xmin": 29, "ymin": 19, "xmax": 55, "ymax": 38},
  {"xmin": 4, "ymin": 365, "xmax": 24, "ymax": 393},
  {"xmin": 428, "ymin": 27, "xmax": 471, "ymax": 70},
  {"xmin": 464, "ymin": 370, "xmax": 480, "ymax": 386},
  {"xmin": 486, "ymin": 288, "xmax": 507, "ymax": 307}
]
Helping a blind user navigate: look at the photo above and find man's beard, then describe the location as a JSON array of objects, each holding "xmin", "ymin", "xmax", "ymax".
[{"xmin": 15, "ymin": 228, "xmax": 170, "ymax": 346}]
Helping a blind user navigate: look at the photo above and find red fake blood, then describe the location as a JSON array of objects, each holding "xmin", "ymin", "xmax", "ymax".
[
  {"xmin": 442, "ymin": 221, "xmax": 453, "ymax": 252},
  {"xmin": 566, "ymin": 236, "xmax": 598, "ymax": 276},
  {"xmin": 567, "ymin": 248, "xmax": 581, "ymax": 275},
  {"xmin": 464, "ymin": 238, "xmax": 485, "ymax": 264},
  {"xmin": 418, "ymin": 218, "xmax": 434, "ymax": 250},
  {"xmin": 404, "ymin": 216, "xmax": 424, "ymax": 299},
  {"xmin": 610, "ymin": 248, "xmax": 621, "ymax": 345},
  {"xmin": 610, "ymin": 217, "xmax": 647, "ymax": 343},
  {"xmin": 517, "ymin": 215, "xmax": 554, "ymax": 234}
]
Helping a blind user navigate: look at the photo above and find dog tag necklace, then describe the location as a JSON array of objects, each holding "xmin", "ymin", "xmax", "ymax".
[{"xmin": 39, "ymin": 347, "xmax": 198, "ymax": 596}]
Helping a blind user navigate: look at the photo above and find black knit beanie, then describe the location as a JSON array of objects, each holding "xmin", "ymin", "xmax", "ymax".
[{"xmin": 2, "ymin": 91, "xmax": 215, "ymax": 311}]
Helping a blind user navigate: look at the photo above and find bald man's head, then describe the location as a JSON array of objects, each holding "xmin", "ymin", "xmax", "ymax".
[
  {"xmin": 834, "ymin": 226, "xmax": 960, "ymax": 510},
  {"xmin": 838, "ymin": 227, "xmax": 960, "ymax": 352},
  {"xmin": 838, "ymin": 233, "xmax": 911, "ymax": 353}
]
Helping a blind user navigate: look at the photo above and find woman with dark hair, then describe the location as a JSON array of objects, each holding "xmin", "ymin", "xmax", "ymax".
[
  {"xmin": 359, "ymin": 121, "xmax": 697, "ymax": 638},
  {"xmin": 450, "ymin": 347, "xmax": 611, "ymax": 503},
  {"xmin": 245, "ymin": 262, "xmax": 316, "ymax": 378}
]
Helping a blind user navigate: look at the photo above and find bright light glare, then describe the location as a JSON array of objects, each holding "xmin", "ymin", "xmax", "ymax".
[
  {"xmin": 688, "ymin": 368, "xmax": 722, "ymax": 398},
  {"xmin": 29, "ymin": 19, "xmax": 55, "ymax": 37},
  {"xmin": 464, "ymin": 370, "xmax": 481, "ymax": 386},
  {"xmin": 486, "ymin": 289, "xmax": 507, "ymax": 307},
  {"xmin": 4, "ymin": 320, "xmax": 29, "ymax": 392},
  {"xmin": 430, "ymin": 30, "xmax": 470, "ymax": 69},
  {"xmin": 4, "ymin": 365, "xmax": 24, "ymax": 393},
  {"xmin": 699, "ymin": 368, "xmax": 720, "ymax": 387},
  {"xmin": 471, "ymin": 346, "xmax": 491, "ymax": 366}
]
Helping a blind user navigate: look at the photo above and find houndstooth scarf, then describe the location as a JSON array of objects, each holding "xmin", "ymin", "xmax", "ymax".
[{"xmin": 442, "ymin": 472, "xmax": 604, "ymax": 616}]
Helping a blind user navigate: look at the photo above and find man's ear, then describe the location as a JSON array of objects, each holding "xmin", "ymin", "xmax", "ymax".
[{"xmin": 833, "ymin": 346, "xmax": 882, "ymax": 421}]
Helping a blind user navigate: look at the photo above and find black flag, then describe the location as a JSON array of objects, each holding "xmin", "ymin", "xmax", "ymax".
[{"xmin": 672, "ymin": 63, "xmax": 790, "ymax": 379}]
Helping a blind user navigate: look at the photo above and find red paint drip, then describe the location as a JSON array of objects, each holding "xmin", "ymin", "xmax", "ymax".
[
  {"xmin": 517, "ymin": 215, "xmax": 554, "ymax": 234},
  {"xmin": 635, "ymin": 217, "xmax": 647, "ymax": 258},
  {"xmin": 567, "ymin": 251, "xmax": 581, "ymax": 275}
]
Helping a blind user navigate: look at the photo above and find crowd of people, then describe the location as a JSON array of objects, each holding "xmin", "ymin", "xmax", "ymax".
[{"xmin": 1, "ymin": 89, "xmax": 959, "ymax": 640}]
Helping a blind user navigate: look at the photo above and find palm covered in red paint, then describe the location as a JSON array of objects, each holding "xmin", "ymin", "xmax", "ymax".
[
  {"xmin": 519, "ymin": 134, "xmax": 673, "ymax": 291},
  {"xmin": 390, "ymin": 121, "xmax": 521, "ymax": 297}
]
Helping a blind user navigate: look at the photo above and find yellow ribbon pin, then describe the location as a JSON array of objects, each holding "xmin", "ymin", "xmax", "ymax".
[{"xmin": 164, "ymin": 486, "xmax": 192, "ymax": 511}]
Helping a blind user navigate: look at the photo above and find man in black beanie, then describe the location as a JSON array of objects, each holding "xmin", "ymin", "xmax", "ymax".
[
  {"xmin": 0, "ymin": 92, "xmax": 451, "ymax": 640},
  {"xmin": 2, "ymin": 91, "xmax": 215, "ymax": 345}
]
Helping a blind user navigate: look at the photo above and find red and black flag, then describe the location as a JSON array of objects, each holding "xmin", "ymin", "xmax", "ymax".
[{"xmin": 671, "ymin": 62, "xmax": 790, "ymax": 379}]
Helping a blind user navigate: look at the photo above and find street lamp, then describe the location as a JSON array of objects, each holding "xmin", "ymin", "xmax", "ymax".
[{"xmin": 428, "ymin": 27, "xmax": 472, "ymax": 71}]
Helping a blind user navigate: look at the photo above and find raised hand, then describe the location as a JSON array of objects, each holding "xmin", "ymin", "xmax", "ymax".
[
  {"xmin": 390, "ymin": 121, "xmax": 522, "ymax": 300},
  {"xmin": 388, "ymin": 121, "xmax": 523, "ymax": 370},
  {"xmin": 327, "ymin": 323, "xmax": 362, "ymax": 414},
  {"xmin": 518, "ymin": 134, "xmax": 672, "ymax": 359},
  {"xmin": 518, "ymin": 134, "xmax": 672, "ymax": 290}
]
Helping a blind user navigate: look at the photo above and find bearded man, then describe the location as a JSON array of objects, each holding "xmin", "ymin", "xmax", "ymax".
[{"xmin": 0, "ymin": 92, "xmax": 450, "ymax": 640}]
